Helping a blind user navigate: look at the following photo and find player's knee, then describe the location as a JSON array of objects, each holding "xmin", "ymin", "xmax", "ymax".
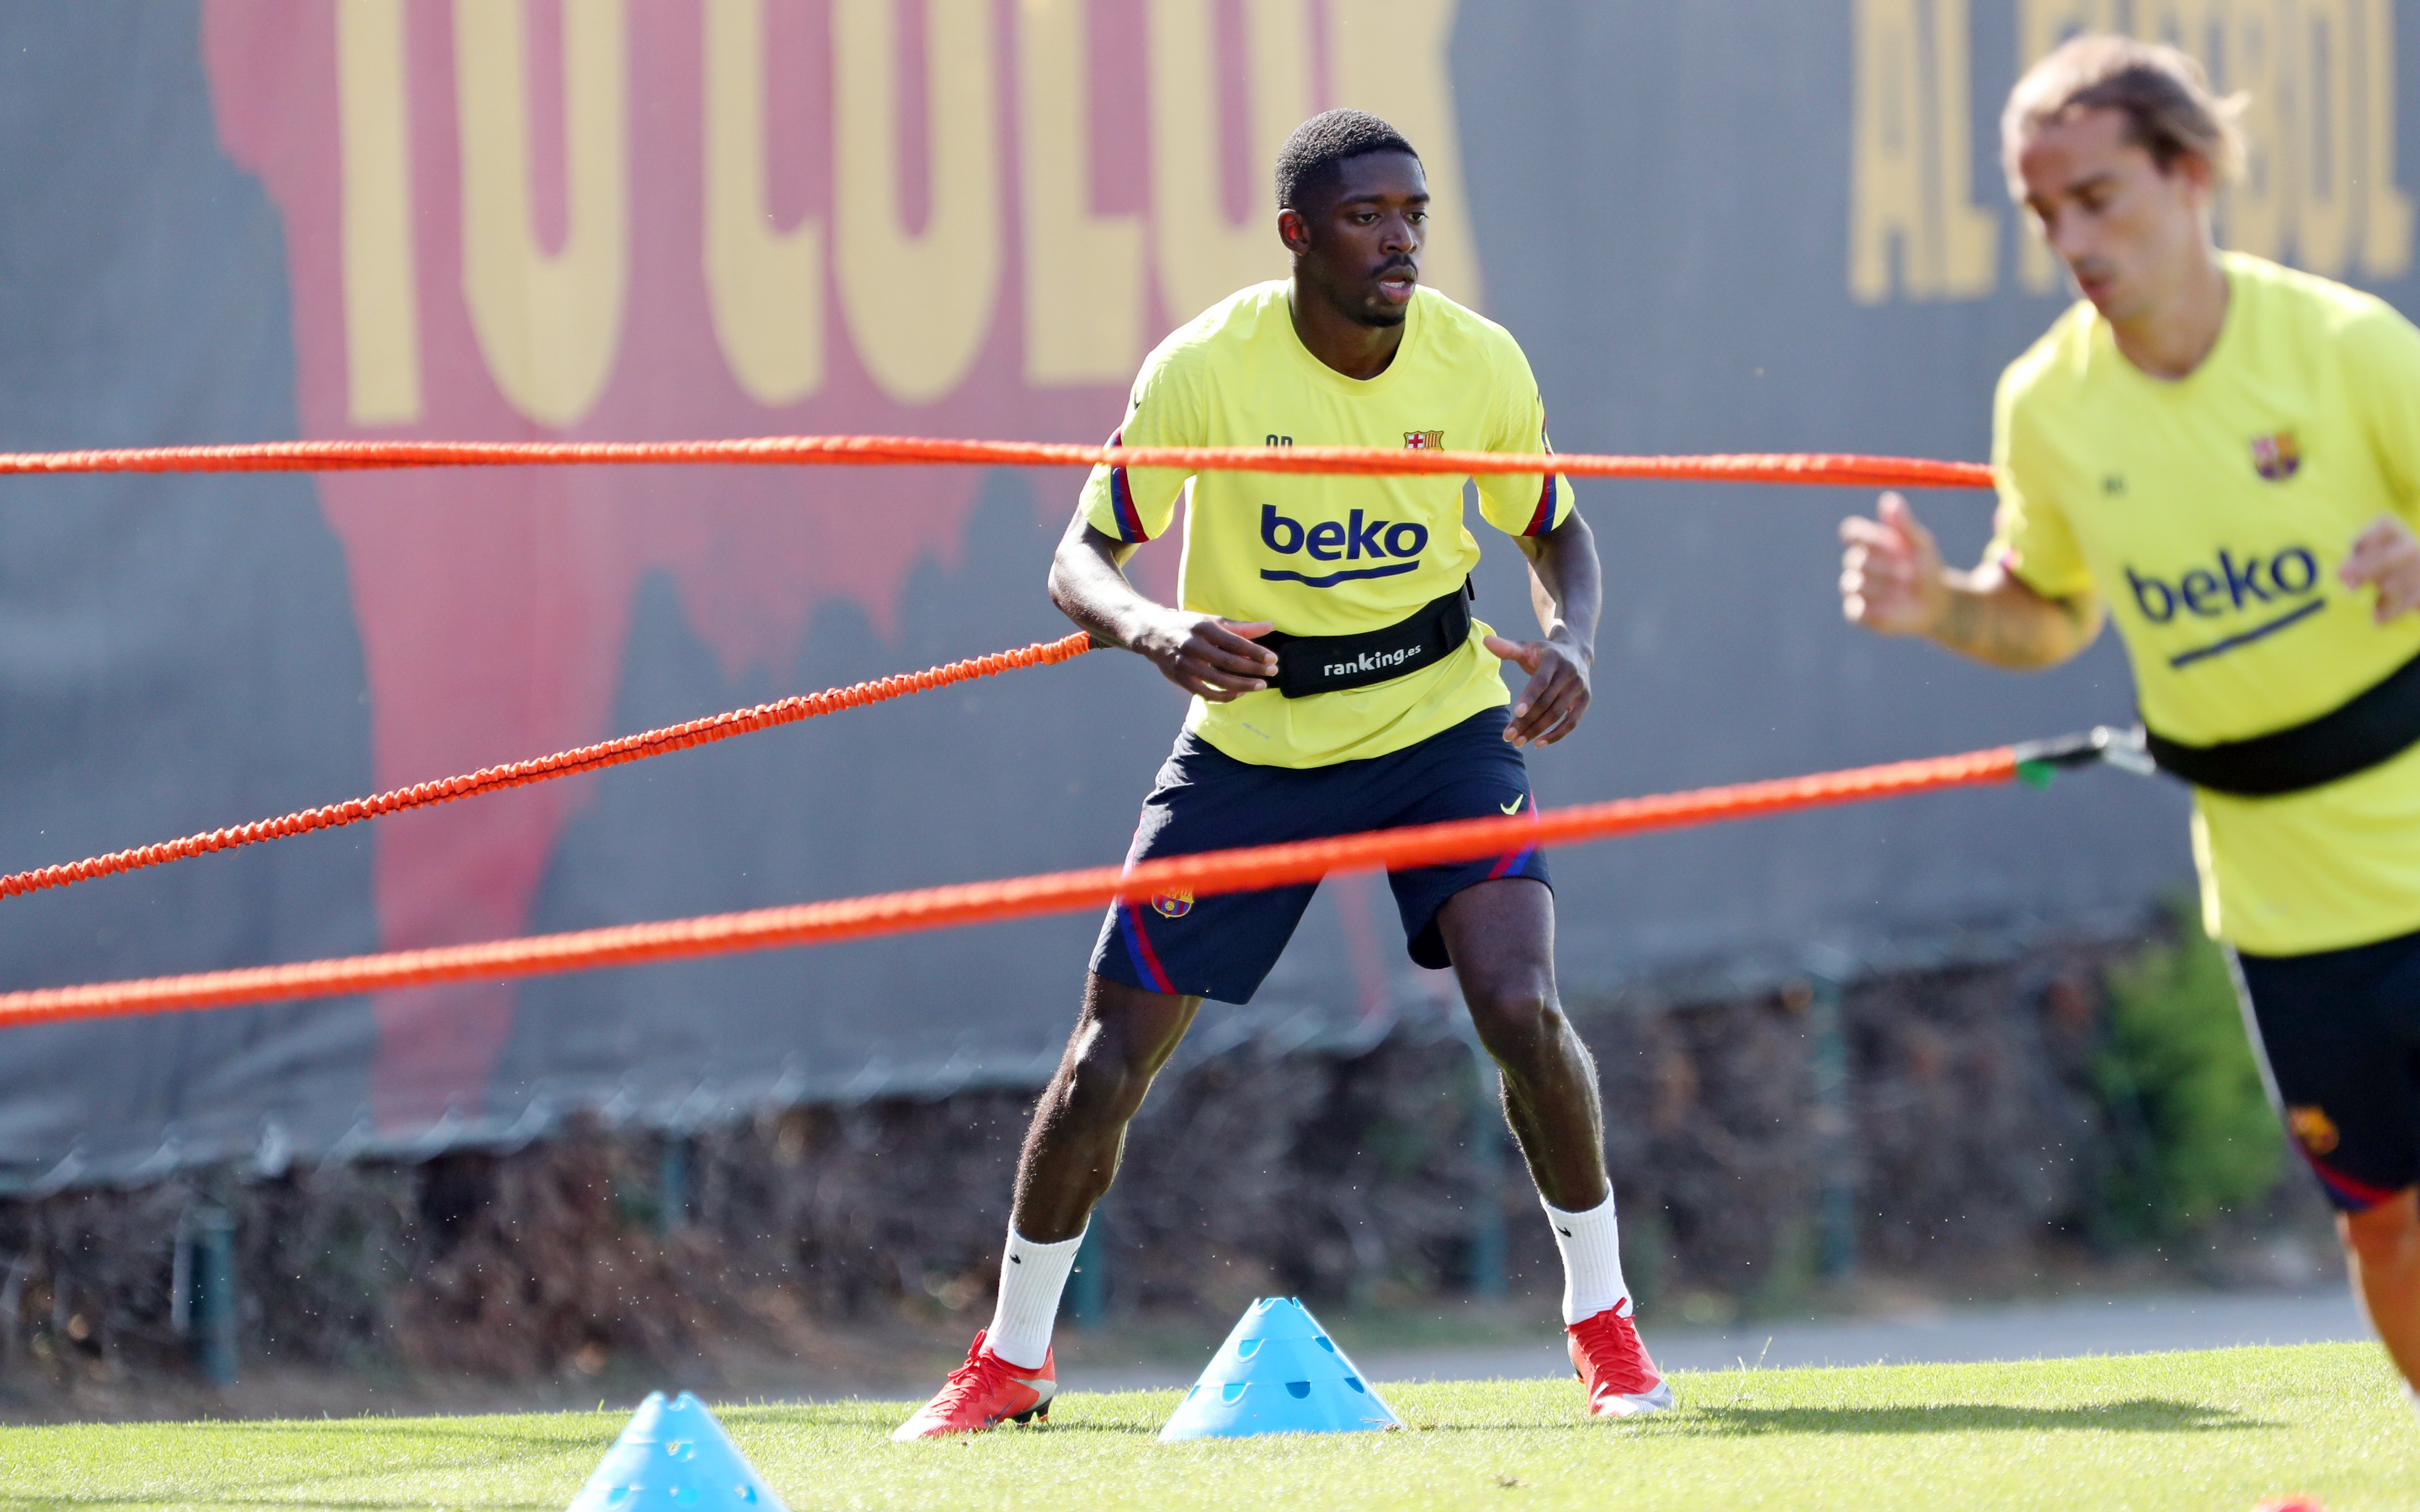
[
  {"xmin": 1055, "ymin": 1027, "xmax": 1162, "ymax": 1128},
  {"xmin": 1464, "ymin": 981, "xmax": 1561, "ymax": 1056},
  {"xmin": 2342, "ymin": 1190, "xmax": 2420, "ymax": 1271}
]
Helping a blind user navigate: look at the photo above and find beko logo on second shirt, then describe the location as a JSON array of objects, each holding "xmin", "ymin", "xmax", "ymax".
[
  {"xmin": 2125, "ymin": 542, "xmax": 2327, "ymax": 668},
  {"xmin": 1260, "ymin": 504, "xmax": 1431, "ymax": 587}
]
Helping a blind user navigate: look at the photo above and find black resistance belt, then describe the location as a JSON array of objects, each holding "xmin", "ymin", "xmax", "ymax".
[
  {"xmin": 2144, "ymin": 646, "xmax": 2420, "ymax": 796},
  {"xmin": 1258, "ymin": 580, "xmax": 1474, "ymax": 698}
]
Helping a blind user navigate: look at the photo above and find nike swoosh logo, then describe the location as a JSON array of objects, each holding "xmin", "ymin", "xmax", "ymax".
[
  {"xmin": 1009, "ymin": 1255, "xmax": 1022, "ymax": 1263},
  {"xmin": 1556, "ymin": 1227, "xmax": 1572, "ymax": 1237},
  {"xmin": 1501, "ymin": 795, "xmax": 1526, "ymax": 815}
]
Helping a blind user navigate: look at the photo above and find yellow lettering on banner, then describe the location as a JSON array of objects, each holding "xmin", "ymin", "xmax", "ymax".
[
  {"xmin": 1851, "ymin": 0, "xmax": 1927, "ymax": 301},
  {"xmin": 1327, "ymin": 0, "xmax": 1483, "ymax": 308},
  {"xmin": 338, "ymin": 0, "xmax": 422, "ymax": 426},
  {"xmin": 1849, "ymin": 0, "xmax": 1995, "ymax": 302},
  {"xmin": 1019, "ymin": 0, "xmax": 1145, "ymax": 385},
  {"xmin": 2296, "ymin": 0, "xmax": 2358, "ymax": 274},
  {"xmin": 2223, "ymin": 0, "xmax": 2291, "ymax": 262},
  {"xmin": 703, "ymin": 0, "xmax": 826, "ymax": 406},
  {"xmin": 2357, "ymin": 0, "xmax": 2413, "ymax": 277},
  {"xmin": 1147, "ymin": 0, "xmax": 1313, "ymax": 325},
  {"xmin": 454, "ymin": 0, "xmax": 629, "ymax": 428},
  {"xmin": 1931, "ymin": 0, "xmax": 1999, "ymax": 296},
  {"xmin": 2000, "ymin": 0, "xmax": 2413, "ymax": 292},
  {"xmin": 2138, "ymin": 0, "xmax": 2227, "ymax": 54},
  {"xmin": 833, "ymin": 0, "xmax": 1001, "ymax": 404}
]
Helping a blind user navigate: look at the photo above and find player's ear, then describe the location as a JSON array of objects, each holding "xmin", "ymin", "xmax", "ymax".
[{"xmin": 1278, "ymin": 206, "xmax": 1312, "ymax": 255}]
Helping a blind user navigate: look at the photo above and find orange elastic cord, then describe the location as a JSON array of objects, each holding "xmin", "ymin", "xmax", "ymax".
[
  {"xmin": 0, "ymin": 632, "xmax": 1093, "ymax": 902},
  {"xmin": 0, "ymin": 745, "xmax": 2018, "ymax": 1028},
  {"xmin": 0, "ymin": 435, "xmax": 1994, "ymax": 490}
]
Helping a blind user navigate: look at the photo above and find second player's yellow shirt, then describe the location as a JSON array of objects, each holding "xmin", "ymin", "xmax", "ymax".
[
  {"xmin": 1081, "ymin": 283, "xmax": 1575, "ymax": 769},
  {"xmin": 1989, "ymin": 252, "xmax": 2420, "ymax": 955}
]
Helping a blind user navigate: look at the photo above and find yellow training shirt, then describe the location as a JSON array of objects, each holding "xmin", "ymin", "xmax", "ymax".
[
  {"xmin": 1989, "ymin": 252, "xmax": 2420, "ymax": 955},
  {"xmin": 1080, "ymin": 282, "xmax": 1574, "ymax": 768}
]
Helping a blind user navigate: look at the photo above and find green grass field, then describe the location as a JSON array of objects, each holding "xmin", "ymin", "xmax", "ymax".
[{"xmin": 2, "ymin": 1343, "xmax": 2411, "ymax": 1512}]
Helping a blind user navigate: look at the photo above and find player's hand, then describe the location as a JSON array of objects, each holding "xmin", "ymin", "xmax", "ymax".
[
  {"xmin": 1484, "ymin": 629, "xmax": 1592, "ymax": 747},
  {"xmin": 1840, "ymin": 492, "xmax": 1950, "ymax": 636},
  {"xmin": 2341, "ymin": 514, "xmax": 2420, "ymax": 624},
  {"xmin": 1132, "ymin": 612, "xmax": 1279, "ymax": 701}
]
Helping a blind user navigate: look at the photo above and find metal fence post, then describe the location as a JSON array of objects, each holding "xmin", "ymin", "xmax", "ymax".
[
  {"xmin": 658, "ymin": 1134, "xmax": 690, "ymax": 1236},
  {"xmin": 185, "ymin": 1203, "xmax": 238, "ymax": 1386},
  {"xmin": 1802, "ymin": 947, "xmax": 1858, "ymax": 1281}
]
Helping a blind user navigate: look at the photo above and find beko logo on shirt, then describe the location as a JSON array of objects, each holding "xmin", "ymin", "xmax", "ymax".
[
  {"xmin": 2126, "ymin": 546, "xmax": 2320, "ymax": 621},
  {"xmin": 2126, "ymin": 545, "xmax": 2326, "ymax": 668},
  {"xmin": 1259, "ymin": 505, "xmax": 1428, "ymax": 587}
]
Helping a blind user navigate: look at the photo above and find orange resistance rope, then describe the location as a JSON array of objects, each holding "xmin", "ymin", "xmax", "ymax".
[
  {"xmin": 0, "ymin": 744, "xmax": 2022, "ymax": 1029},
  {"xmin": 0, "ymin": 632, "xmax": 1093, "ymax": 903},
  {"xmin": 0, "ymin": 435, "xmax": 1994, "ymax": 490}
]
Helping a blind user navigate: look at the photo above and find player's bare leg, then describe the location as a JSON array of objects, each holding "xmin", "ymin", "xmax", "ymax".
[
  {"xmin": 1012, "ymin": 975, "xmax": 1204, "ymax": 1242},
  {"xmin": 1437, "ymin": 876, "xmax": 1669, "ymax": 1416},
  {"xmin": 893, "ymin": 976, "xmax": 1199, "ymax": 1439},
  {"xmin": 2343, "ymin": 1189, "xmax": 2420, "ymax": 1401},
  {"xmin": 1437, "ymin": 877, "xmax": 1606, "ymax": 1208}
]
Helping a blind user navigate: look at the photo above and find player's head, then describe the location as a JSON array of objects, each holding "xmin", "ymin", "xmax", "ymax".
[
  {"xmin": 1274, "ymin": 109, "xmax": 1426, "ymax": 328},
  {"xmin": 2001, "ymin": 35, "xmax": 2244, "ymax": 323}
]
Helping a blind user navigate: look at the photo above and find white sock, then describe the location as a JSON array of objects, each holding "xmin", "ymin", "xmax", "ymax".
[
  {"xmin": 983, "ymin": 1224, "xmax": 1085, "ymax": 1368},
  {"xmin": 1542, "ymin": 1195, "xmax": 1630, "ymax": 1325}
]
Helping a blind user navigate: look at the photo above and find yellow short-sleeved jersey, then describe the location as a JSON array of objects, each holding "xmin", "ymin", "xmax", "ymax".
[
  {"xmin": 1987, "ymin": 252, "xmax": 2420, "ymax": 955},
  {"xmin": 1080, "ymin": 282, "xmax": 1574, "ymax": 769}
]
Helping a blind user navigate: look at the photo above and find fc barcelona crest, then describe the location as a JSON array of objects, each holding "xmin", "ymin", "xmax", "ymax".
[
  {"xmin": 2251, "ymin": 431, "xmax": 2301, "ymax": 481},
  {"xmin": 1404, "ymin": 430, "xmax": 1444, "ymax": 450}
]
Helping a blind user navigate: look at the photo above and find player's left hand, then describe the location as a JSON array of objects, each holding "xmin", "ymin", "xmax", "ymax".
[
  {"xmin": 2341, "ymin": 514, "xmax": 2420, "ymax": 624},
  {"xmin": 1485, "ymin": 630, "xmax": 1592, "ymax": 748}
]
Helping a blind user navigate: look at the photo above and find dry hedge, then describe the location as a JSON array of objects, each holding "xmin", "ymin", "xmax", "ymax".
[{"xmin": 0, "ymin": 944, "xmax": 2136, "ymax": 1393}]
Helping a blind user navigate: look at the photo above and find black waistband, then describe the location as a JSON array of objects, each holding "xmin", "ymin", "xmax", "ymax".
[
  {"xmin": 1256, "ymin": 581, "xmax": 1474, "ymax": 699},
  {"xmin": 2144, "ymin": 646, "xmax": 2420, "ymax": 796}
]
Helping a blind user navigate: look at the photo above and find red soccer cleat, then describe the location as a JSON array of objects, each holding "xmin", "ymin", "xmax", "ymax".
[
  {"xmin": 890, "ymin": 1330, "xmax": 1057, "ymax": 1441},
  {"xmin": 1568, "ymin": 1302, "xmax": 1673, "ymax": 1418}
]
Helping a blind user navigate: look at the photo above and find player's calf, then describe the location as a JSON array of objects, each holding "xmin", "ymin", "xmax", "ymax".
[{"xmin": 2339, "ymin": 1188, "xmax": 2420, "ymax": 1412}]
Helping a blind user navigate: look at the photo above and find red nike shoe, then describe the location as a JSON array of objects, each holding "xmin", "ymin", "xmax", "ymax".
[
  {"xmin": 1568, "ymin": 1302, "xmax": 1673, "ymax": 1418},
  {"xmin": 890, "ymin": 1330, "xmax": 1056, "ymax": 1441}
]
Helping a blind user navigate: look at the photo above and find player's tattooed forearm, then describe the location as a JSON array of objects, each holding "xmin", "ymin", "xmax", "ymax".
[{"xmin": 1932, "ymin": 583, "xmax": 2086, "ymax": 667}]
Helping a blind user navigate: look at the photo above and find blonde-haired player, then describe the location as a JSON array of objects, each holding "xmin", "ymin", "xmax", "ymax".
[{"xmin": 1841, "ymin": 35, "xmax": 2420, "ymax": 1417}]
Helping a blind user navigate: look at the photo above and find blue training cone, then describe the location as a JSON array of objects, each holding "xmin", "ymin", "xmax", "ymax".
[
  {"xmin": 1158, "ymin": 1297, "xmax": 1403, "ymax": 1441},
  {"xmin": 568, "ymin": 1390, "xmax": 789, "ymax": 1512}
]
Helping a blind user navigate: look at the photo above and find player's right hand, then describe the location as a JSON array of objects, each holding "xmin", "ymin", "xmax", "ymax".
[
  {"xmin": 1134, "ymin": 612, "xmax": 1279, "ymax": 702},
  {"xmin": 1839, "ymin": 491, "xmax": 1949, "ymax": 636}
]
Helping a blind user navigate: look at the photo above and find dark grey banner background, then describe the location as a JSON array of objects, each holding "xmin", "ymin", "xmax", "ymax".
[{"xmin": 12, "ymin": 0, "xmax": 2375, "ymax": 1186}]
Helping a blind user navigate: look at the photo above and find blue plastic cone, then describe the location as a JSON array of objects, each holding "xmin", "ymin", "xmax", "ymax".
[
  {"xmin": 568, "ymin": 1390, "xmax": 788, "ymax": 1512},
  {"xmin": 1158, "ymin": 1297, "xmax": 1403, "ymax": 1440}
]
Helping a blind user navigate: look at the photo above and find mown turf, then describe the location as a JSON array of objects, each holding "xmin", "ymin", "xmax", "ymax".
[{"xmin": 1, "ymin": 1343, "xmax": 2411, "ymax": 1511}]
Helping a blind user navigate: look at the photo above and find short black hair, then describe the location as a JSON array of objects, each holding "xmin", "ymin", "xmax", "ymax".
[{"xmin": 1273, "ymin": 108, "xmax": 1419, "ymax": 211}]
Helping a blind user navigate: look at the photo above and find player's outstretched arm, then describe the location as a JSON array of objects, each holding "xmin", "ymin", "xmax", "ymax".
[
  {"xmin": 2341, "ymin": 514, "xmax": 2420, "ymax": 623},
  {"xmin": 1485, "ymin": 510, "xmax": 1600, "ymax": 748},
  {"xmin": 1047, "ymin": 510, "xmax": 1278, "ymax": 702},
  {"xmin": 1839, "ymin": 492, "xmax": 2102, "ymax": 670}
]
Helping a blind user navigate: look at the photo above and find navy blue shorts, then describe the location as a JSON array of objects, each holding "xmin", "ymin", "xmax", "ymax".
[
  {"xmin": 1090, "ymin": 708, "xmax": 1550, "ymax": 1004},
  {"xmin": 2236, "ymin": 929, "xmax": 2420, "ymax": 1211}
]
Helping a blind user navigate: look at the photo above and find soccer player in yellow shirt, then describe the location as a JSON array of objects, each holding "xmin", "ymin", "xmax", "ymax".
[
  {"xmin": 1839, "ymin": 36, "xmax": 2420, "ymax": 1415},
  {"xmin": 893, "ymin": 110, "xmax": 1669, "ymax": 1437}
]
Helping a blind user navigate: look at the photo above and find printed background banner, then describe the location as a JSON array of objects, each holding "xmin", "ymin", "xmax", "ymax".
[{"xmin": 7, "ymin": 0, "xmax": 2396, "ymax": 1186}]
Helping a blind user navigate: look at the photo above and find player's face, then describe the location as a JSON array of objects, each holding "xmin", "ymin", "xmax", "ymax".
[
  {"xmin": 2016, "ymin": 106, "xmax": 2212, "ymax": 324},
  {"xmin": 1289, "ymin": 152, "xmax": 1428, "ymax": 327}
]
